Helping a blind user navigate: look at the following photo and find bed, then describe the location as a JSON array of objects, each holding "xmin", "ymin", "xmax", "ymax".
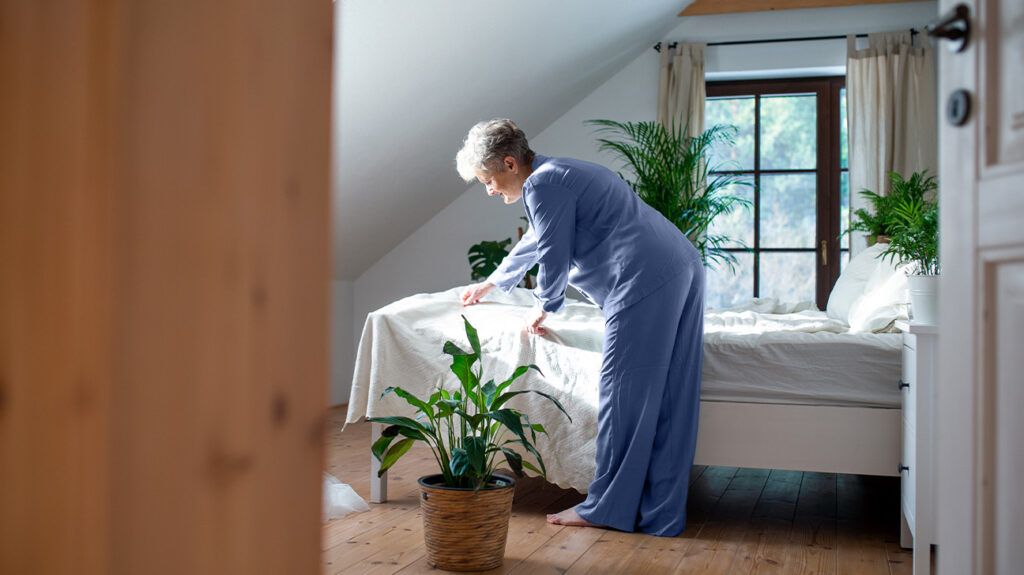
[{"xmin": 344, "ymin": 284, "xmax": 904, "ymax": 503}]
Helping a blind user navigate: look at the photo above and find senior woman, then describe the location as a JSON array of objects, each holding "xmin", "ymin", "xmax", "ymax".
[{"xmin": 456, "ymin": 118, "xmax": 704, "ymax": 537}]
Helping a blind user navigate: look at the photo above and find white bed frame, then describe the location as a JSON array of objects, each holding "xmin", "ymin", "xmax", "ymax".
[{"xmin": 368, "ymin": 398, "xmax": 901, "ymax": 503}]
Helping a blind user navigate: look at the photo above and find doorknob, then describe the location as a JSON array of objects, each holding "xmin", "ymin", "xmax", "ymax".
[{"xmin": 927, "ymin": 3, "xmax": 970, "ymax": 53}]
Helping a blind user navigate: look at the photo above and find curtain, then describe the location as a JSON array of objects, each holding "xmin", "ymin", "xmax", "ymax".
[
  {"xmin": 846, "ymin": 31, "xmax": 937, "ymax": 256},
  {"xmin": 657, "ymin": 42, "xmax": 706, "ymax": 138}
]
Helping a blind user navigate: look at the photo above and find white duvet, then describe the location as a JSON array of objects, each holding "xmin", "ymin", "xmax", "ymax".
[{"xmin": 344, "ymin": 286, "xmax": 900, "ymax": 492}]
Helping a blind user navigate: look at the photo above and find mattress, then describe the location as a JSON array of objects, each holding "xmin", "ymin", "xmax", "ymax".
[{"xmin": 702, "ymin": 301, "xmax": 903, "ymax": 408}]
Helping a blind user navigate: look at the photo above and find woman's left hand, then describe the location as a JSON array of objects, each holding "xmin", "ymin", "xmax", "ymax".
[{"xmin": 525, "ymin": 306, "xmax": 547, "ymax": 335}]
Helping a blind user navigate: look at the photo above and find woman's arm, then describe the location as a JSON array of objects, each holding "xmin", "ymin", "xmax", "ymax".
[
  {"xmin": 486, "ymin": 225, "xmax": 540, "ymax": 292},
  {"xmin": 526, "ymin": 182, "xmax": 576, "ymax": 314}
]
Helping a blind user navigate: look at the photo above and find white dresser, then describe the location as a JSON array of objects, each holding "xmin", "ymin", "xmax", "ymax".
[{"xmin": 896, "ymin": 320, "xmax": 937, "ymax": 575}]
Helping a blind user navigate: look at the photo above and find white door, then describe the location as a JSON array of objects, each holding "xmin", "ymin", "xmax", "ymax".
[{"xmin": 935, "ymin": 0, "xmax": 1024, "ymax": 573}]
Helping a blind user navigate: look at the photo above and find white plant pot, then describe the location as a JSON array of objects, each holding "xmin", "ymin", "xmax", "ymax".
[{"xmin": 908, "ymin": 274, "xmax": 939, "ymax": 325}]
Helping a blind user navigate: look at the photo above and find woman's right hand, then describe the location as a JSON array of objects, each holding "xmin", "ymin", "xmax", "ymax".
[{"xmin": 461, "ymin": 282, "xmax": 495, "ymax": 306}]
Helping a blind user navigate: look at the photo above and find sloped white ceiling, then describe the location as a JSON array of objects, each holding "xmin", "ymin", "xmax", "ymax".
[{"xmin": 333, "ymin": 0, "xmax": 688, "ymax": 279}]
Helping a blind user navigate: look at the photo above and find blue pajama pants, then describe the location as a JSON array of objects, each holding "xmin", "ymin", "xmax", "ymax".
[{"xmin": 574, "ymin": 262, "xmax": 705, "ymax": 537}]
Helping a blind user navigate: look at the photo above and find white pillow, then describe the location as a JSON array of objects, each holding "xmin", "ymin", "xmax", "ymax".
[
  {"xmin": 826, "ymin": 243, "xmax": 887, "ymax": 323},
  {"xmin": 847, "ymin": 254, "xmax": 910, "ymax": 332}
]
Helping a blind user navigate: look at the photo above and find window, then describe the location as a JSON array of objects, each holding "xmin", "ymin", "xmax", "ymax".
[{"xmin": 704, "ymin": 77, "xmax": 849, "ymax": 310}]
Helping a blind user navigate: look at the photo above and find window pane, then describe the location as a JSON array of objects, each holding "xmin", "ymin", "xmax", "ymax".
[
  {"xmin": 760, "ymin": 252, "xmax": 817, "ymax": 304},
  {"xmin": 706, "ymin": 252, "xmax": 754, "ymax": 310},
  {"xmin": 760, "ymin": 94, "xmax": 817, "ymax": 170},
  {"xmin": 708, "ymin": 175, "xmax": 754, "ymax": 248},
  {"xmin": 840, "ymin": 170, "xmax": 850, "ymax": 250},
  {"xmin": 706, "ymin": 97, "xmax": 754, "ymax": 171},
  {"xmin": 840, "ymin": 88, "xmax": 848, "ymax": 170},
  {"xmin": 760, "ymin": 173, "xmax": 816, "ymax": 248}
]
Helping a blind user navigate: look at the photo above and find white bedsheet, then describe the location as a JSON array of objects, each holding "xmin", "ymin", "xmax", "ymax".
[
  {"xmin": 702, "ymin": 299, "xmax": 903, "ymax": 408},
  {"xmin": 344, "ymin": 286, "xmax": 901, "ymax": 492}
]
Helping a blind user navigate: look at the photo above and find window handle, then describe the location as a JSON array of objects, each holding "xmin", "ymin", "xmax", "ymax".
[{"xmin": 820, "ymin": 240, "xmax": 828, "ymax": 266}]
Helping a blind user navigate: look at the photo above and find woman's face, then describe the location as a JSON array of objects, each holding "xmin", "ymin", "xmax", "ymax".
[{"xmin": 475, "ymin": 157, "xmax": 525, "ymax": 204}]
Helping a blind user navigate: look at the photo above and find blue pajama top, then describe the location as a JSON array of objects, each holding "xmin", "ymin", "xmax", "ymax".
[{"xmin": 487, "ymin": 154, "xmax": 699, "ymax": 317}]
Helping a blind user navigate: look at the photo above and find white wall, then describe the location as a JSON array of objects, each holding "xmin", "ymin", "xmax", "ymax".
[
  {"xmin": 332, "ymin": 1, "xmax": 938, "ymax": 406},
  {"xmin": 330, "ymin": 280, "xmax": 355, "ymax": 406},
  {"xmin": 332, "ymin": 0, "xmax": 685, "ymax": 280}
]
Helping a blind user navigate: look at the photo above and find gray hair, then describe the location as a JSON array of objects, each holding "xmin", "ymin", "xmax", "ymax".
[{"xmin": 455, "ymin": 118, "xmax": 535, "ymax": 182}]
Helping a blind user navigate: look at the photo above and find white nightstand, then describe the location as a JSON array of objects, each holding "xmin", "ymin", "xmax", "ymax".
[{"xmin": 895, "ymin": 320, "xmax": 937, "ymax": 575}]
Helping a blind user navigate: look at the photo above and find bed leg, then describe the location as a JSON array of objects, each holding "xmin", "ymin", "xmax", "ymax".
[
  {"xmin": 899, "ymin": 507, "xmax": 913, "ymax": 549},
  {"xmin": 370, "ymin": 421, "xmax": 388, "ymax": 503}
]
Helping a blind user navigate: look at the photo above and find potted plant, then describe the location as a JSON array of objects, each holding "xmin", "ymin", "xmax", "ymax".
[
  {"xmin": 847, "ymin": 170, "xmax": 936, "ymax": 246},
  {"xmin": 876, "ymin": 171, "xmax": 939, "ymax": 324},
  {"xmin": 848, "ymin": 187, "xmax": 895, "ymax": 245},
  {"xmin": 368, "ymin": 315, "xmax": 571, "ymax": 572},
  {"xmin": 586, "ymin": 119, "xmax": 752, "ymax": 272}
]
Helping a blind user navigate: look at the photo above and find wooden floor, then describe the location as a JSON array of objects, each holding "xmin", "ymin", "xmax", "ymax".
[{"xmin": 324, "ymin": 408, "xmax": 912, "ymax": 574}]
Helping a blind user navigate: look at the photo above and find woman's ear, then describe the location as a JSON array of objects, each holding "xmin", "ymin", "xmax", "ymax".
[{"xmin": 504, "ymin": 156, "xmax": 517, "ymax": 173}]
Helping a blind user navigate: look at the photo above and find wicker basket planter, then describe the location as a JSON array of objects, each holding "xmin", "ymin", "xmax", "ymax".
[{"xmin": 417, "ymin": 473, "xmax": 516, "ymax": 572}]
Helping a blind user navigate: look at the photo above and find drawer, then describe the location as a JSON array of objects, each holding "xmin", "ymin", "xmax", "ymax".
[
  {"xmin": 901, "ymin": 344, "xmax": 916, "ymax": 426},
  {"xmin": 901, "ymin": 417, "xmax": 917, "ymax": 534}
]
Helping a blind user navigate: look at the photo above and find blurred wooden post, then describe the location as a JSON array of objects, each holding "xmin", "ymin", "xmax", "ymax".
[{"xmin": 0, "ymin": 2, "xmax": 333, "ymax": 574}]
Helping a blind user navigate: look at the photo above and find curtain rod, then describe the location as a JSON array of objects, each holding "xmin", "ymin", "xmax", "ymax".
[{"xmin": 653, "ymin": 28, "xmax": 918, "ymax": 52}]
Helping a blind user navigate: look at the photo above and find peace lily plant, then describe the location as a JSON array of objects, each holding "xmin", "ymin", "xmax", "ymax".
[{"xmin": 367, "ymin": 315, "xmax": 572, "ymax": 571}]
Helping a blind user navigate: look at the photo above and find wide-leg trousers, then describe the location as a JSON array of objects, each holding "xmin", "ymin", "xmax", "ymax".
[{"xmin": 574, "ymin": 261, "xmax": 705, "ymax": 537}]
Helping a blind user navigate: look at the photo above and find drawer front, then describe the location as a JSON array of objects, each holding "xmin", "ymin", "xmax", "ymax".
[
  {"xmin": 901, "ymin": 416, "xmax": 917, "ymax": 533},
  {"xmin": 902, "ymin": 344, "xmax": 917, "ymax": 426}
]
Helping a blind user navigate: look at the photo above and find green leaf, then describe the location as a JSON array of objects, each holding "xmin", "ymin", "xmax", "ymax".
[
  {"xmin": 381, "ymin": 386, "xmax": 432, "ymax": 418},
  {"xmin": 371, "ymin": 432, "xmax": 397, "ymax": 462},
  {"xmin": 496, "ymin": 364, "xmax": 543, "ymax": 395},
  {"xmin": 378, "ymin": 437, "xmax": 414, "ymax": 477},
  {"xmin": 454, "ymin": 409, "xmax": 484, "ymax": 430},
  {"xmin": 461, "ymin": 315, "xmax": 482, "ymax": 358},
  {"xmin": 366, "ymin": 416, "xmax": 434, "ymax": 438},
  {"xmin": 449, "ymin": 448, "xmax": 470, "ymax": 477},
  {"xmin": 468, "ymin": 238, "xmax": 512, "ymax": 281},
  {"xmin": 486, "ymin": 409, "xmax": 525, "ymax": 439},
  {"xmin": 520, "ymin": 459, "xmax": 542, "ymax": 475},
  {"xmin": 481, "ymin": 380, "xmax": 498, "ymax": 409},
  {"xmin": 500, "ymin": 447, "xmax": 525, "ymax": 477},
  {"xmin": 519, "ymin": 439, "xmax": 547, "ymax": 477},
  {"xmin": 491, "ymin": 389, "xmax": 572, "ymax": 423},
  {"xmin": 443, "ymin": 340, "xmax": 471, "ymax": 357},
  {"xmin": 450, "ymin": 355, "xmax": 477, "ymax": 395},
  {"xmin": 465, "ymin": 436, "xmax": 487, "ymax": 475},
  {"xmin": 434, "ymin": 400, "xmax": 454, "ymax": 418}
]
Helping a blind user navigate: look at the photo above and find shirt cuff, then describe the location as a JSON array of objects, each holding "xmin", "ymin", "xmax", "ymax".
[{"xmin": 533, "ymin": 292, "xmax": 565, "ymax": 314}]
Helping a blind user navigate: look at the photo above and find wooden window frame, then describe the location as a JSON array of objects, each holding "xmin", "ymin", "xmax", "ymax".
[{"xmin": 707, "ymin": 76, "xmax": 848, "ymax": 309}]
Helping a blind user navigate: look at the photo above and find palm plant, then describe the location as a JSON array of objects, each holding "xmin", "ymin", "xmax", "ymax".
[
  {"xmin": 846, "ymin": 170, "xmax": 938, "ymax": 245},
  {"xmin": 368, "ymin": 316, "xmax": 571, "ymax": 490},
  {"xmin": 847, "ymin": 189, "xmax": 893, "ymax": 242},
  {"xmin": 586, "ymin": 119, "xmax": 752, "ymax": 271},
  {"xmin": 879, "ymin": 178, "xmax": 939, "ymax": 275}
]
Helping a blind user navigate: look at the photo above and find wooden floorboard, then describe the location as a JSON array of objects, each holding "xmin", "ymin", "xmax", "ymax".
[{"xmin": 324, "ymin": 409, "xmax": 912, "ymax": 574}]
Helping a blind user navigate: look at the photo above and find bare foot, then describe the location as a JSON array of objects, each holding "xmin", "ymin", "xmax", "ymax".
[{"xmin": 546, "ymin": 506, "xmax": 599, "ymax": 527}]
